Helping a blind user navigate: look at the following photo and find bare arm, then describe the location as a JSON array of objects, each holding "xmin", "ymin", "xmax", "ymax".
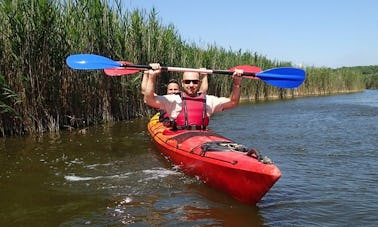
[
  {"xmin": 218, "ymin": 69, "xmax": 243, "ymax": 110},
  {"xmin": 199, "ymin": 74, "xmax": 208, "ymax": 94},
  {"xmin": 141, "ymin": 72, "xmax": 148, "ymax": 95},
  {"xmin": 143, "ymin": 64, "xmax": 162, "ymax": 109},
  {"xmin": 141, "ymin": 71, "xmax": 158, "ymax": 97}
]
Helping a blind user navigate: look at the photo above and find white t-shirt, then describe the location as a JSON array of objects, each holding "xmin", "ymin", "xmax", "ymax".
[{"xmin": 156, "ymin": 94, "xmax": 229, "ymax": 119}]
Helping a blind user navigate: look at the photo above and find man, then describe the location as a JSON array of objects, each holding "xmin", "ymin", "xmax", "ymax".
[
  {"xmin": 144, "ymin": 63, "xmax": 243, "ymax": 130},
  {"xmin": 143, "ymin": 72, "xmax": 209, "ymax": 126}
]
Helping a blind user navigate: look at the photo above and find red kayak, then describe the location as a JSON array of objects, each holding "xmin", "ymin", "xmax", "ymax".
[{"xmin": 147, "ymin": 113, "xmax": 281, "ymax": 204}]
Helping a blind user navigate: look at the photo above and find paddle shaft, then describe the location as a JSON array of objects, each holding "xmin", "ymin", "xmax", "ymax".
[{"xmin": 121, "ymin": 63, "xmax": 257, "ymax": 77}]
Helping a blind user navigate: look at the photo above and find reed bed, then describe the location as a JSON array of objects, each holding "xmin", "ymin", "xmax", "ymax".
[{"xmin": 0, "ymin": 0, "xmax": 366, "ymax": 136}]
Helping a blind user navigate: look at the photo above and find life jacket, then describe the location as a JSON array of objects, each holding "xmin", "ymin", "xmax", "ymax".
[{"xmin": 174, "ymin": 92, "xmax": 209, "ymax": 130}]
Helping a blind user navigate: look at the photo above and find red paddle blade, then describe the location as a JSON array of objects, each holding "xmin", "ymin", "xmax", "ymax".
[
  {"xmin": 229, "ymin": 65, "xmax": 262, "ymax": 80},
  {"xmin": 104, "ymin": 61, "xmax": 141, "ymax": 76}
]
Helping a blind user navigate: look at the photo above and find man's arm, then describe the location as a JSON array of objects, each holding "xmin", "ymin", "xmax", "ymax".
[
  {"xmin": 198, "ymin": 69, "xmax": 208, "ymax": 94},
  {"xmin": 218, "ymin": 69, "xmax": 243, "ymax": 111},
  {"xmin": 143, "ymin": 64, "xmax": 162, "ymax": 109},
  {"xmin": 141, "ymin": 72, "xmax": 148, "ymax": 95}
]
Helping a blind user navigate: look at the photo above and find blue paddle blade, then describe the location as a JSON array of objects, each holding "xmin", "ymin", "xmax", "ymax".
[
  {"xmin": 66, "ymin": 54, "xmax": 122, "ymax": 70},
  {"xmin": 257, "ymin": 67, "xmax": 306, "ymax": 88}
]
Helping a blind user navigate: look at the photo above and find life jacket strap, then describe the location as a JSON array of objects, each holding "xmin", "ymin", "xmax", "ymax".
[{"xmin": 174, "ymin": 125, "xmax": 206, "ymax": 130}]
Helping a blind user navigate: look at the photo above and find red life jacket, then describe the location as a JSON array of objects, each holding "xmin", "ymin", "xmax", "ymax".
[{"xmin": 174, "ymin": 92, "xmax": 209, "ymax": 130}]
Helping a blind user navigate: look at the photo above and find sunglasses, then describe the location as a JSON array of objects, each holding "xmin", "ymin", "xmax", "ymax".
[{"xmin": 183, "ymin": 80, "xmax": 200, "ymax": 85}]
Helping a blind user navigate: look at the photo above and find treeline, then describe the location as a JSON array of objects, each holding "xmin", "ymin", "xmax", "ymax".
[
  {"xmin": 339, "ymin": 66, "xmax": 378, "ymax": 89},
  {"xmin": 0, "ymin": 0, "xmax": 366, "ymax": 136}
]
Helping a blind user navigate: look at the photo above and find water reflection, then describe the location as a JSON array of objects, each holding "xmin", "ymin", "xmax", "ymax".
[{"xmin": 105, "ymin": 188, "xmax": 264, "ymax": 226}]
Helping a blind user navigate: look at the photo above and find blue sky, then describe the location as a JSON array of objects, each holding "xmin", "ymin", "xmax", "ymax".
[{"xmin": 114, "ymin": 0, "xmax": 378, "ymax": 68}]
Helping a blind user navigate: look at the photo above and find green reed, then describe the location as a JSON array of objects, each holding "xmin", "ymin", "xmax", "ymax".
[{"xmin": 0, "ymin": 0, "xmax": 366, "ymax": 136}]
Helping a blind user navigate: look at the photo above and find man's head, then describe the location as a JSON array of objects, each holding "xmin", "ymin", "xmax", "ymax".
[
  {"xmin": 181, "ymin": 72, "xmax": 201, "ymax": 96},
  {"xmin": 166, "ymin": 79, "xmax": 180, "ymax": 95}
]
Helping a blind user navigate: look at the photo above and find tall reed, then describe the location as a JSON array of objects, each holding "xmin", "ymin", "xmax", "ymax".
[{"xmin": 0, "ymin": 0, "xmax": 366, "ymax": 136}]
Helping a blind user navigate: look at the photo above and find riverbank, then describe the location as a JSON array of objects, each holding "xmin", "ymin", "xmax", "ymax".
[{"xmin": 240, "ymin": 88, "xmax": 365, "ymax": 103}]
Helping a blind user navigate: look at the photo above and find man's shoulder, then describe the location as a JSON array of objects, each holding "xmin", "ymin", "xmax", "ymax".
[
  {"xmin": 205, "ymin": 94, "xmax": 222, "ymax": 100},
  {"xmin": 205, "ymin": 94, "xmax": 217, "ymax": 98},
  {"xmin": 206, "ymin": 95, "xmax": 229, "ymax": 104},
  {"xmin": 158, "ymin": 94, "xmax": 181, "ymax": 101}
]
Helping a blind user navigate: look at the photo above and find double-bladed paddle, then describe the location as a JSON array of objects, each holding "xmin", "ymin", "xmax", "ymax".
[
  {"xmin": 105, "ymin": 62, "xmax": 261, "ymax": 80},
  {"xmin": 66, "ymin": 54, "xmax": 306, "ymax": 88}
]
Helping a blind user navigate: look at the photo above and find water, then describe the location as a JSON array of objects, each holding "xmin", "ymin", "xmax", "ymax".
[{"xmin": 1, "ymin": 90, "xmax": 377, "ymax": 226}]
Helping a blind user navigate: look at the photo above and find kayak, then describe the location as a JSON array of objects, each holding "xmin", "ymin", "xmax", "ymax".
[{"xmin": 147, "ymin": 113, "xmax": 281, "ymax": 204}]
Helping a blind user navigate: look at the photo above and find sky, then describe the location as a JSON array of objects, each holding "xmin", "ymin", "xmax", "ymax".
[{"xmin": 114, "ymin": 0, "xmax": 378, "ymax": 68}]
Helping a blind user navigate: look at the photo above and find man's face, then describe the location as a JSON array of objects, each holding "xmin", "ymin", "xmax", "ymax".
[
  {"xmin": 181, "ymin": 72, "xmax": 201, "ymax": 96},
  {"xmin": 167, "ymin": 82, "xmax": 180, "ymax": 94}
]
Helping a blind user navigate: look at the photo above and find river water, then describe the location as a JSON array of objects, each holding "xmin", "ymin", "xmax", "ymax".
[{"xmin": 1, "ymin": 90, "xmax": 377, "ymax": 226}]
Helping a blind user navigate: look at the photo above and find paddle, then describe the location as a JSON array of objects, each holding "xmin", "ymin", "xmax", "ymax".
[
  {"xmin": 105, "ymin": 63, "xmax": 261, "ymax": 80},
  {"xmin": 66, "ymin": 54, "xmax": 260, "ymax": 76},
  {"xmin": 66, "ymin": 54, "xmax": 306, "ymax": 88}
]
